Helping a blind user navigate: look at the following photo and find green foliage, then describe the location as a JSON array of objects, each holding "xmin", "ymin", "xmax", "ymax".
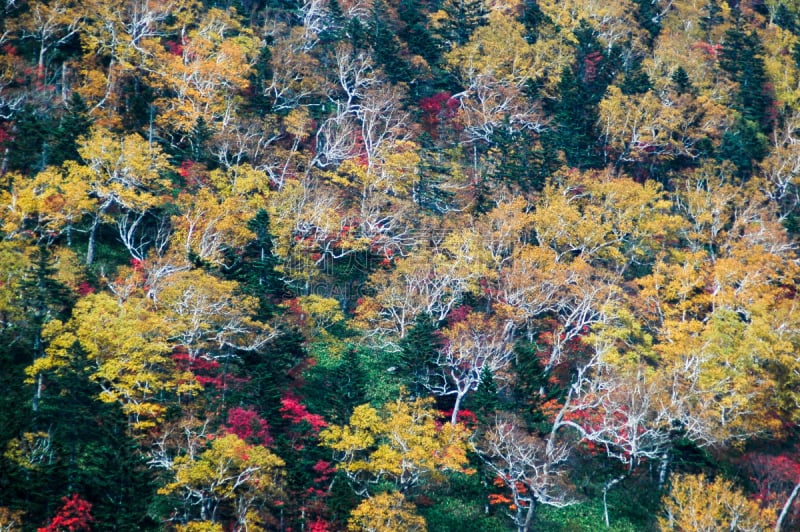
[
  {"xmin": 2, "ymin": 0, "xmax": 800, "ymax": 529},
  {"xmin": 720, "ymin": 26, "xmax": 775, "ymax": 134},
  {"xmin": 6, "ymin": 105, "xmax": 53, "ymax": 174},
  {"xmin": 546, "ymin": 22, "xmax": 618, "ymax": 169},
  {"xmin": 419, "ymin": 472, "xmax": 507, "ymax": 532},
  {"xmin": 536, "ymin": 498, "xmax": 639, "ymax": 531},
  {"xmin": 49, "ymin": 93, "xmax": 92, "ymax": 166},
  {"xmin": 717, "ymin": 117, "xmax": 770, "ymax": 178},
  {"xmin": 435, "ymin": 0, "xmax": 488, "ymax": 49},
  {"xmin": 396, "ymin": 314, "xmax": 442, "ymax": 398}
]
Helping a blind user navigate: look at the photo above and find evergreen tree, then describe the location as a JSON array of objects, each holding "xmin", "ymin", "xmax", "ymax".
[
  {"xmin": 620, "ymin": 56, "xmax": 652, "ymax": 95},
  {"xmin": 49, "ymin": 92, "xmax": 92, "ymax": 166},
  {"xmin": 471, "ymin": 366, "xmax": 499, "ymax": 425},
  {"xmin": 369, "ymin": 0, "xmax": 411, "ymax": 82},
  {"xmin": 396, "ymin": 313, "xmax": 443, "ymax": 398},
  {"xmin": 437, "ymin": 0, "xmax": 487, "ymax": 49},
  {"xmin": 36, "ymin": 344, "xmax": 157, "ymax": 530},
  {"xmin": 520, "ymin": 0, "xmax": 549, "ymax": 44},
  {"xmin": 6, "ymin": 105, "xmax": 53, "ymax": 174},
  {"xmin": 720, "ymin": 26, "xmax": 775, "ymax": 134},
  {"xmin": 717, "ymin": 117, "xmax": 769, "ymax": 179},
  {"xmin": 319, "ymin": 0, "xmax": 346, "ymax": 43},
  {"xmin": 484, "ymin": 128, "xmax": 556, "ymax": 191},
  {"xmin": 303, "ymin": 346, "xmax": 367, "ymax": 424},
  {"xmin": 20, "ymin": 244, "xmax": 75, "ymax": 413},
  {"xmin": 399, "ymin": 0, "xmax": 441, "ymax": 67},
  {"xmin": 671, "ymin": 66, "xmax": 692, "ymax": 95},
  {"xmin": 632, "ymin": 0, "xmax": 661, "ymax": 39},
  {"xmin": 699, "ymin": 0, "xmax": 724, "ymax": 41},
  {"xmin": 239, "ymin": 326, "xmax": 307, "ymax": 423},
  {"xmin": 545, "ymin": 21, "xmax": 617, "ymax": 169},
  {"xmin": 223, "ymin": 209, "xmax": 286, "ymax": 321},
  {"xmin": 774, "ymin": 3, "xmax": 798, "ymax": 33}
]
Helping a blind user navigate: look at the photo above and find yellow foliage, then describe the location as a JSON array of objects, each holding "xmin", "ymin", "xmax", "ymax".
[
  {"xmin": 659, "ymin": 473, "xmax": 773, "ymax": 531},
  {"xmin": 445, "ymin": 11, "xmax": 534, "ymax": 85},
  {"xmin": 0, "ymin": 506, "xmax": 24, "ymax": 531},
  {"xmin": 295, "ymin": 295, "xmax": 346, "ymax": 332},
  {"xmin": 175, "ymin": 523, "xmax": 224, "ymax": 532},
  {"xmin": 320, "ymin": 397, "xmax": 472, "ymax": 492},
  {"xmin": 539, "ymin": 0, "xmax": 649, "ymax": 51},
  {"xmin": 532, "ymin": 169, "xmax": 683, "ymax": 267},
  {"xmin": 146, "ymin": 7, "xmax": 260, "ymax": 137},
  {"xmin": 3, "ymin": 431, "xmax": 52, "ymax": 471},
  {"xmin": 348, "ymin": 492, "xmax": 427, "ymax": 532},
  {"xmin": 171, "ymin": 188, "xmax": 257, "ymax": 266},
  {"xmin": 161, "ymin": 433, "xmax": 284, "ymax": 528}
]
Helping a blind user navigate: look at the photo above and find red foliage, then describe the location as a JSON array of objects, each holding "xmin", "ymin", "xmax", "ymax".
[
  {"xmin": 741, "ymin": 452, "xmax": 800, "ymax": 509},
  {"xmin": 38, "ymin": 494, "xmax": 94, "ymax": 532},
  {"xmin": 446, "ymin": 305, "xmax": 471, "ymax": 326},
  {"xmin": 418, "ymin": 92, "xmax": 459, "ymax": 135},
  {"xmin": 178, "ymin": 160, "xmax": 194, "ymax": 178},
  {"xmin": 129, "ymin": 258, "xmax": 144, "ymax": 272},
  {"xmin": 172, "ymin": 349, "xmax": 249, "ymax": 391},
  {"xmin": 0, "ymin": 124, "xmax": 12, "ymax": 147},
  {"xmin": 77, "ymin": 282, "xmax": 95, "ymax": 296},
  {"xmin": 280, "ymin": 394, "xmax": 327, "ymax": 433},
  {"xmin": 311, "ymin": 459, "xmax": 336, "ymax": 484},
  {"xmin": 164, "ymin": 40, "xmax": 184, "ymax": 56},
  {"xmin": 439, "ymin": 408, "xmax": 478, "ymax": 430},
  {"xmin": 308, "ymin": 518, "xmax": 330, "ymax": 532},
  {"xmin": 225, "ymin": 406, "xmax": 273, "ymax": 446},
  {"xmin": 419, "ymin": 92, "xmax": 459, "ymax": 119},
  {"xmin": 582, "ymin": 51, "xmax": 603, "ymax": 83},
  {"xmin": 693, "ymin": 41, "xmax": 722, "ymax": 58}
]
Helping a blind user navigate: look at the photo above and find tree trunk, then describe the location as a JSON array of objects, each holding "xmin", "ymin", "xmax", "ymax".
[
  {"xmin": 86, "ymin": 215, "xmax": 100, "ymax": 265},
  {"xmin": 603, "ymin": 474, "xmax": 627, "ymax": 527},
  {"xmin": 658, "ymin": 450, "xmax": 670, "ymax": 489},
  {"xmin": 521, "ymin": 499, "xmax": 536, "ymax": 532},
  {"xmin": 451, "ymin": 391, "xmax": 465, "ymax": 425},
  {"xmin": 776, "ymin": 479, "xmax": 800, "ymax": 532}
]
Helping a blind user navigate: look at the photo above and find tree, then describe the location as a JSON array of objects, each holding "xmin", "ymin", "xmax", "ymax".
[
  {"xmin": 145, "ymin": 7, "xmax": 261, "ymax": 145},
  {"xmin": 320, "ymin": 397, "xmax": 472, "ymax": 496},
  {"xmin": 719, "ymin": 25, "xmax": 775, "ymax": 134},
  {"xmin": 430, "ymin": 0, "xmax": 488, "ymax": 50},
  {"xmin": 476, "ymin": 414, "xmax": 573, "ymax": 532},
  {"xmin": 69, "ymin": 126, "xmax": 172, "ymax": 265},
  {"xmin": 49, "ymin": 92, "xmax": 92, "ymax": 166},
  {"xmin": 28, "ymin": 291, "xmax": 193, "ymax": 433},
  {"xmin": 347, "ymin": 491, "xmax": 427, "ymax": 532},
  {"xmin": 428, "ymin": 312, "xmax": 515, "ymax": 425},
  {"xmin": 659, "ymin": 473, "xmax": 773, "ymax": 531},
  {"xmin": 9, "ymin": 0, "xmax": 83, "ymax": 75},
  {"xmin": 37, "ymin": 494, "xmax": 94, "ymax": 532},
  {"xmin": 444, "ymin": 11, "xmax": 545, "ymax": 146},
  {"xmin": 160, "ymin": 433, "xmax": 285, "ymax": 530}
]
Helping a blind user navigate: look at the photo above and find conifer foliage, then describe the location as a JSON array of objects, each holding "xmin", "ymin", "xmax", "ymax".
[{"xmin": 3, "ymin": 1, "xmax": 800, "ymax": 530}]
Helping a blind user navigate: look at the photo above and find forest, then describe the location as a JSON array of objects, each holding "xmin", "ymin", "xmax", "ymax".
[{"xmin": 2, "ymin": 0, "xmax": 800, "ymax": 530}]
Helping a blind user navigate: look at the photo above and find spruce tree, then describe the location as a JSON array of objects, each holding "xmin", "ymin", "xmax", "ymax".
[
  {"xmin": 6, "ymin": 105, "xmax": 53, "ymax": 174},
  {"xmin": 671, "ymin": 66, "xmax": 692, "ymax": 95},
  {"xmin": 49, "ymin": 92, "xmax": 92, "ymax": 166},
  {"xmin": 545, "ymin": 21, "xmax": 617, "ymax": 169},
  {"xmin": 437, "ymin": 0, "xmax": 487, "ymax": 49},
  {"xmin": 720, "ymin": 26, "xmax": 774, "ymax": 133},
  {"xmin": 397, "ymin": 313, "xmax": 443, "ymax": 398}
]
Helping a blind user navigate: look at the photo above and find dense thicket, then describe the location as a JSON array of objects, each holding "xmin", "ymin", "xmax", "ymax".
[{"xmin": 2, "ymin": 1, "xmax": 800, "ymax": 530}]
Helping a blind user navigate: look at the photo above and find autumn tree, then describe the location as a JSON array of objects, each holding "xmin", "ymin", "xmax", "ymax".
[
  {"xmin": 659, "ymin": 473, "xmax": 773, "ymax": 531},
  {"xmin": 320, "ymin": 396, "xmax": 472, "ymax": 496},
  {"xmin": 160, "ymin": 433, "xmax": 285, "ymax": 530}
]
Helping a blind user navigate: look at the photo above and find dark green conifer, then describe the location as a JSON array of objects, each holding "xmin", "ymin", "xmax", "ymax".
[{"xmin": 49, "ymin": 92, "xmax": 92, "ymax": 166}]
